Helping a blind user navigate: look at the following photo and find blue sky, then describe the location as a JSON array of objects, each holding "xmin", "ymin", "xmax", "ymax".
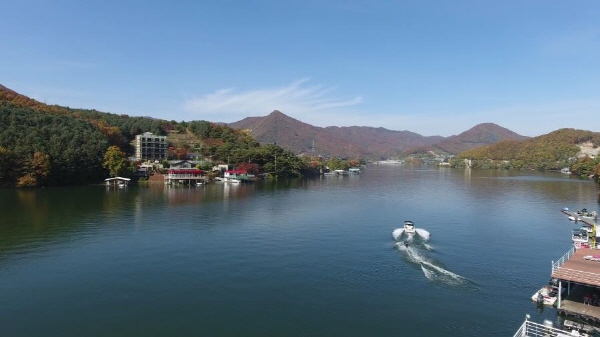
[{"xmin": 2, "ymin": 1, "xmax": 599, "ymax": 137}]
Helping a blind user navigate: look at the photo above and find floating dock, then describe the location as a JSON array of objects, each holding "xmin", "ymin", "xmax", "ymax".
[{"xmin": 561, "ymin": 208, "xmax": 598, "ymax": 228}]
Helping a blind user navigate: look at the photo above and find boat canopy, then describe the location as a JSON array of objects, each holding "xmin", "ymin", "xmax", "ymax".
[{"xmin": 104, "ymin": 177, "xmax": 131, "ymax": 182}]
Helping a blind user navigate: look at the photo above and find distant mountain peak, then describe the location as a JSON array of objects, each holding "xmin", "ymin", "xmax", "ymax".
[{"xmin": 431, "ymin": 122, "xmax": 528, "ymax": 154}]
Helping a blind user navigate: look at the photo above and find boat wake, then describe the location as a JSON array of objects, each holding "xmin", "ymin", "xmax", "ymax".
[
  {"xmin": 392, "ymin": 228, "xmax": 431, "ymax": 242},
  {"xmin": 419, "ymin": 260, "xmax": 472, "ymax": 287},
  {"xmin": 392, "ymin": 228, "xmax": 474, "ymax": 288}
]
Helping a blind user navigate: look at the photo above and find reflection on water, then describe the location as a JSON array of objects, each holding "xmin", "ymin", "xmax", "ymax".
[{"xmin": 0, "ymin": 167, "xmax": 599, "ymax": 337}]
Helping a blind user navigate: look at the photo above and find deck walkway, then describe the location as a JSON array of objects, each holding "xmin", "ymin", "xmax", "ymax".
[
  {"xmin": 552, "ymin": 246, "xmax": 600, "ymax": 322},
  {"xmin": 552, "ymin": 248, "xmax": 600, "ymax": 287}
]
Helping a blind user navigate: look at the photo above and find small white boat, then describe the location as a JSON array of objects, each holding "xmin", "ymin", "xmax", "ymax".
[
  {"xmin": 392, "ymin": 222, "xmax": 430, "ymax": 242},
  {"xmin": 403, "ymin": 220, "xmax": 416, "ymax": 234},
  {"xmin": 532, "ymin": 286, "xmax": 559, "ymax": 306},
  {"xmin": 572, "ymin": 228, "xmax": 589, "ymax": 244},
  {"xmin": 532, "ymin": 279, "xmax": 564, "ymax": 307}
]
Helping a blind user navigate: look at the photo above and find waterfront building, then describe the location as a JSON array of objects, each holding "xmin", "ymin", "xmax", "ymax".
[
  {"xmin": 543, "ymin": 210, "xmax": 600, "ymax": 328},
  {"xmin": 169, "ymin": 160, "xmax": 196, "ymax": 169},
  {"xmin": 135, "ymin": 132, "xmax": 167, "ymax": 161},
  {"xmin": 164, "ymin": 169, "xmax": 205, "ymax": 185},
  {"xmin": 551, "ymin": 246, "xmax": 600, "ymax": 323},
  {"xmin": 222, "ymin": 169, "xmax": 254, "ymax": 183}
]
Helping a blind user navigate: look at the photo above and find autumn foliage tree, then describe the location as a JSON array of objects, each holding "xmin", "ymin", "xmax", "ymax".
[
  {"xmin": 103, "ymin": 146, "xmax": 130, "ymax": 177},
  {"xmin": 236, "ymin": 162, "xmax": 260, "ymax": 175},
  {"xmin": 16, "ymin": 151, "xmax": 51, "ymax": 187}
]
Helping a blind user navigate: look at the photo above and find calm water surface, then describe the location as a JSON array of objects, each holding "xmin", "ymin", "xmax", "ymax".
[{"xmin": 1, "ymin": 166, "xmax": 599, "ymax": 336}]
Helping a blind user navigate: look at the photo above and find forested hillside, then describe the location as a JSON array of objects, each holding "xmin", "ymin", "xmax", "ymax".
[
  {"xmin": 0, "ymin": 84, "xmax": 173, "ymax": 187},
  {"xmin": 455, "ymin": 128, "xmax": 600, "ymax": 177},
  {"xmin": 0, "ymin": 85, "xmax": 316, "ymax": 187},
  {"xmin": 0, "ymin": 102, "xmax": 109, "ymax": 186}
]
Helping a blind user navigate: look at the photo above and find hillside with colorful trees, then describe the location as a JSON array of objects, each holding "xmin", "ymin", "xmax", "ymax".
[
  {"xmin": 0, "ymin": 85, "xmax": 318, "ymax": 187},
  {"xmin": 454, "ymin": 128, "xmax": 600, "ymax": 180}
]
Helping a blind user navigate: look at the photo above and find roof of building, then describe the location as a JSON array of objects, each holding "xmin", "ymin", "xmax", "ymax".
[
  {"xmin": 552, "ymin": 247, "xmax": 600, "ymax": 287},
  {"xmin": 225, "ymin": 170, "xmax": 247, "ymax": 174},
  {"xmin": 167, "ymin": 169, "xmax": 203, "ymax": 174}
]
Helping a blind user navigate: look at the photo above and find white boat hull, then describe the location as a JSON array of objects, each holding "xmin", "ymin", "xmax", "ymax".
[{"xmin": 531, "ymin": 286, "xmax": 559, "ymax": 306}]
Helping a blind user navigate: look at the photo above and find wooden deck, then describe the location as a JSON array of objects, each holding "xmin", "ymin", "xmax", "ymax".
[
  {"xmin": 552, "ymin": 248, "xmax": 600, "ymax": 287},
  {"xmin": 552, "ymin": 246, "xmax": 600, "ymax": 322}
]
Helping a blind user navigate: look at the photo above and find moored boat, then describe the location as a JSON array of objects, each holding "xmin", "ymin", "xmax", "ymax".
[
  {"xmin": 572, "ymin": 228, "xmax": 589, "ymax": 244},
  {"xmin": 531, "ymin": 279, "xmax": 564, "ymax": 307},
  {"xmin": 531, "ymin": 286, "xmax": 559, "ymax": 306}
]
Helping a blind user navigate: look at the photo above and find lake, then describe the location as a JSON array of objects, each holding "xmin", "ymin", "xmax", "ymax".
[{"xmin": 0, "ymin": 166, "xmax": 598, "ymax": 336}]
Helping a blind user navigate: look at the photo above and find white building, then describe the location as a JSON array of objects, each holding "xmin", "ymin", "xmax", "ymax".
[{"xmin": 135, "ymin": 132, "xmax": 167, "ymax": 161}]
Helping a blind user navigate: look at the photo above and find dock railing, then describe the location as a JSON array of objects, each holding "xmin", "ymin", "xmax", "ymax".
[
  {"xmin": 552, "ymin": 247, "xmax": 576, "ymax": 274},
  {"xmin": 513, "ymin": 316, "xmax": 570, "ymax": 337}
]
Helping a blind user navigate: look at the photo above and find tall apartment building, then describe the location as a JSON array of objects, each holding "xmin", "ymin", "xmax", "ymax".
[{"xmin": 135, "ymin": 132, "xmax": 168, "ymax": 161}]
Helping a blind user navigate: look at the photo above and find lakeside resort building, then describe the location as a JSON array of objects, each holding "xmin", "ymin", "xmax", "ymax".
[
  {"xmin": 518, "ymin": 208, "xmax": 600, "ymax": 336},
  {"xmin": 135, "ymin": 132, "xmax": 167, "ymax": 162},
  {"xmin": 164, "ymin": 160, "xmax": 206, "ymax": 185}
]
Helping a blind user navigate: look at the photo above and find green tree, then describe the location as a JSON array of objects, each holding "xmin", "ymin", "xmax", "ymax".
[
  {"xmin": 0, "ymin": 146, "xmax": 14, "ymax": 182},
  {"xmin": 103, "ymin": 146, "xmax": 130, "ymax": 177},
  {"xmin": 327, "ymin": 157, "xmax": 349, "ymax": 171},
  {"xmin": 572, "ymin": 156, "xmax": 600, "ymax": 178}
]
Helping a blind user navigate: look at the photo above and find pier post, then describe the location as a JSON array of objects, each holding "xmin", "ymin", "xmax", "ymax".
[{"xmin": 557, "ymin": 280, "xmax": 562, "ymax": 309}]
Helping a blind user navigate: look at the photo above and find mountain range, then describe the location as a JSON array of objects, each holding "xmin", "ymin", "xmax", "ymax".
[
  {"xmin": 228, "ymin": 110, "xmax": 528, "ymax": 159},
  {"xmin": 0, "ymin": 83, "xmax": 528, "ymax": 160}
]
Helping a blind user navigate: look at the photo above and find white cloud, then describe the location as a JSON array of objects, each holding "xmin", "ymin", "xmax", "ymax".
[
  {"xmin": 183, "ymin": 79, "xmax": 363, "ymax": 122},
  {"xmin": 181, "ymin": 80, "xmax": 600, "ymax": 138}
]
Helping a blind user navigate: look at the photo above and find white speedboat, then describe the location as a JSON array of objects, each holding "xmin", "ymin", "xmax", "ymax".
[
  {"xmin": 532, "ymin": 286, "xmax": 559, "ymax": 306},
  {"xmin": 392, "ymin": 221, "xmax": 430, "ymax": 242},
  {"xmin": 404, "ymin": 220, "xmax": 416, "ymax": 234}
]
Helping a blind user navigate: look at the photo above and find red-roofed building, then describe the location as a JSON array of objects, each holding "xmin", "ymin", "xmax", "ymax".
[{"xmin": 165, "ymin": 168, "xmax": 205, "ymax": 185}]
